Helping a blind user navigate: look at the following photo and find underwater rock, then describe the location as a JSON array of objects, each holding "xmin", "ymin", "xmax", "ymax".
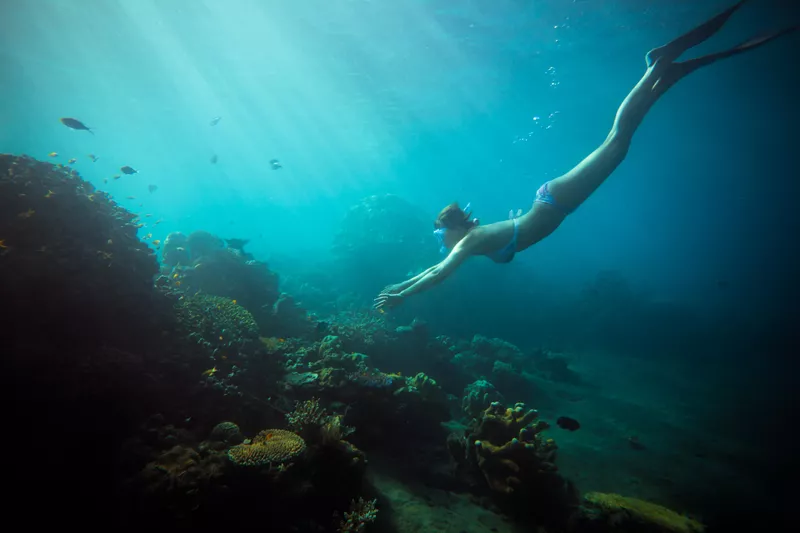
[
  {"xmin": 186, "ymin": 230, "xmax": 224, "ymax": 261},
  {"xmin": 167, "ymin": 234, "xmax": 280, "ymax": 326},
  {"xmin": 163, "ymin": 231, "xmax": 190, "ymax": 266}
]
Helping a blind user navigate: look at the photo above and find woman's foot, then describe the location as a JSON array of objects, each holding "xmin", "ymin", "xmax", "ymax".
[{"xmin": 645, "ymin": 0, "xmax": 748, "ymax": 67}]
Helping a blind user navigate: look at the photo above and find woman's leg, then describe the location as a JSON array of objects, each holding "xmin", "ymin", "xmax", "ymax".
[{"xmin": 546, "ymin": 0, "xmax": 796, "ymax": 209}]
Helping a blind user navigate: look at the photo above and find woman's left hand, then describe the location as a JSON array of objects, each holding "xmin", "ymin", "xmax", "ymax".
[{"xmin": 373, "ymin": 292, "xmax": 405, "ymax": 310}]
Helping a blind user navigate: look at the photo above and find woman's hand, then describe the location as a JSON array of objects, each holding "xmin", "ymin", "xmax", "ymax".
[
  {"xmin": 373, "ymin": 292, "xmax": 405, "ymax": 310},
  {"xmin": 379, "ymin": 283, "xmax": 405, "ymax": 295}
]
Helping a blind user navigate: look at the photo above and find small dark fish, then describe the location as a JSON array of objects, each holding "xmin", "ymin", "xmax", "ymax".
[
  {"xmin": 120, "ymin": 165, "xmax": 138, "ymax": 175},
  {"xmin": 88, "ymin": 154, "xmax": 99, "ymax": 162},
  {"xmin": 210, "ymin": 154, "xmax": 218, "ymax": 164},
  {"xmin": 270, "ymin": 158, "xmax": 282, "ymax": 170},
  {"xmin": 210, "ymin": 116, "xmax": 221, "ymax": 126},
  {"xmin": 225, "ymin": 238, "xmax": 249, "ymax": 251},
  {"xmin": 556, "ymin": 416, "xmax": 580, "ymax": 431},
  {"xmin": 60, "ymin": 117, "xmax": 94, "ymax": 134},
  {"xmin": 148, "ymin": 184, "xmax": 158, "ymax": 193}
]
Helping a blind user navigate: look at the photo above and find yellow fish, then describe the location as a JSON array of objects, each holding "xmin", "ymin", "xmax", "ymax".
[
  {"xmin": 0, "ymin": 239, "xmax": 7, "ymax": 249},
  {"xmin": 44, "ymin": 190, "xmax": 55, "ymax": 198},
  {"xmin": 152, "ymin": 239, "xmax": 161, "ymax": 246},
  {"xmin": 144, "ymin": 233, "xmax": 152, "ymax": 239},
  {"xmin": 232, "ymin": 299, "xmax": 237, "ymax": 305},
  {"xmin": 48, "ymin": 152, "xmax": 58, "ymax": 157},
  {"xmin": 67, "ymin": 158, "xmax": 77, "ymax": 164},
  {"xmin": 201, "ymin": 367, "xmax": 217, "ymax": 377}
]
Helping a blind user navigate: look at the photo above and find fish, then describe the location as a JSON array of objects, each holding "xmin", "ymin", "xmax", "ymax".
[
  {"xmin": 48, "ymin": 152, "xmax": 58, "ymax": 158},
  {"xmin": 210, "ymin": 154, "xmax": 218, "ymax": 164},
  {"xmin": 556, "ymin": 416, "xmax": 580, "ymax": 431},
  {"xmin": 112, "ymin": 174, "xmax": 121, "ymax": 180},
  {"xmin": 144, "ymin": 233, "xmax": 152, "ymax": 239},
  {"xmin": 103, "ymin": 178, "xmax": 108, "ymax": 184},
  {"xmin": 45, "ymin": 190, "xmax": 55, "ymax": 198},
  {"xmin": 201, "ymin": 366, "xmax": 218, "ymax": 377},
  {"xmin": 209, "ymin": 116, "xmax": 222, "ymax": 126},
  {"xmin": 152, "ymin": 239, "xmax": 161, "ymax": 246},
  {"xmin": 88, "ymin": 154, "xmax": 99, "ymax": 162},
  {"xmin": 60, "ymin": 117, "xmax": 94, "ymax": 134},
  {"xmin": 269, "ymin": 158, "xmax": 282, "ymax": 170},
  {"xmin": 120, "ymin": 166, "xmax": 138, "ymax": 175},
  {"xmin": 67, "ymin": 158, "xmax": 77, "ymax": 164},
  {"xmin": 148, "ymin": 184, "xmax": 158, "ymax": 193},
  {"xmin": 126, "ymin": 196, "xmax": 136, "ymax": 200}
]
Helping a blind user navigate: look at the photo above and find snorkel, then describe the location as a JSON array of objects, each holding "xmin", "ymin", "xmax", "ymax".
[{"xmin": 433, "ymin": 202, "xmax": 473, "ymax": 254}]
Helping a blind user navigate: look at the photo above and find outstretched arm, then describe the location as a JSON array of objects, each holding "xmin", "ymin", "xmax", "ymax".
[
  {"xmin": 382, "ymin": 264, "xmax": 438, "ymax": 294},
  {"xmin": 374, "ymin": 245, "xmax": 470, "ymax": 309}
]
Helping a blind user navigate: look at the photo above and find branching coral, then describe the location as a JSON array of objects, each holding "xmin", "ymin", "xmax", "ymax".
[
  {"xmin": 451, "ymin": 401, "xmax": 558, "ymax": 494},
  {"xmin": 337, "ymin": 497, "xmax": 378, "ymax": 533},
  {"xmin": 321, "ymin": 415, "xmax": 355, "ymax": 445},
  {"xmin": 286, "ymin": 397, "xmax": 328, "ymax": 434},
  {"xmin": 287, "ymin": 397, "xmax": 355, "ymax": 445}
]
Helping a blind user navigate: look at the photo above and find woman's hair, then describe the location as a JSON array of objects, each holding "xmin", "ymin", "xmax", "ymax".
[{"xmin": 434, "ymin": 203, "xmax": 473, "ymax": 230}]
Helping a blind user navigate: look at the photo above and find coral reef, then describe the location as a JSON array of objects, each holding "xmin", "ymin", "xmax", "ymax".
[
  {"xmin": 2, "ymin": 153, "xmax": 727, "ymax": 533},
  {"xmin": 0, "ymin": 154, "xmax": 164, "ymax": 351},
  {"xmin": 160, "ymin": 229, "xmax": 281, "ymax": 332}
]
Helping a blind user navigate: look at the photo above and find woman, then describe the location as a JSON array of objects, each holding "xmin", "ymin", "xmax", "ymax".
[{"xmin": 374, "ymin": 0, "xmax": 795, "ymax": 310}]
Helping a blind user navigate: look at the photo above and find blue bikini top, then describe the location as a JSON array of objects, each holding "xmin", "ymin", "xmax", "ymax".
[{"xmin": 485, "ymin": 218, "xmax": 519, "ymax": 264}]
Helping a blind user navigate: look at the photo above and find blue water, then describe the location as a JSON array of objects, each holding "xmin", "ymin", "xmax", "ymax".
[{"xmin": 1, "ymin": 0, "xmax": 797, "ymax": 527}]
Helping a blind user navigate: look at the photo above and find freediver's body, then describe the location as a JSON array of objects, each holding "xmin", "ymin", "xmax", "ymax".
[{"xmin": 375, "ymin": 0, "xmax": 796, "ymax": 310}]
